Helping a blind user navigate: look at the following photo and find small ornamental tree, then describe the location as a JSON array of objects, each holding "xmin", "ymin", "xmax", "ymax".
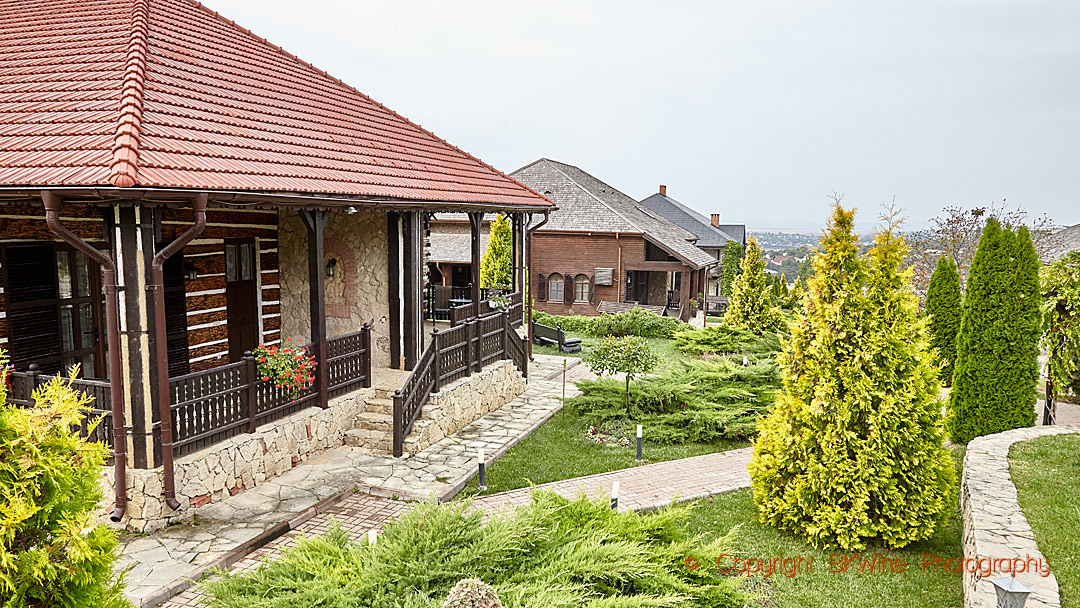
[
  {"xmin": 1042, "ymin": 251, "xmax": 1080, "ymax": 405},
  {"xmin": 584, "ymin": 335, "xmax": 657, "ymax": 416},
  {"xmin": 947, "ymin": 218, "xmax": 1040, "ymax": 443},
  {"xmin": 480, "ymin": 214, "xmax": 512, "ymax": 290},
  {"xmin": 723, "ymin": 237, "xmax": 784, "ymax": 333},
  {"xmin": 0, "ymin": 360, "xmax": 130, "ymax": 608},
  {"xmin": 925, "ymin": 256, "xmax": 962, "ymax": 386},
  {"xmin": 748, "ymin": 203, "xmax": 954, "ymax": 550},
  {"xmin": 718, "ymin": 240, "xmax": 743, "ymax": 297}
]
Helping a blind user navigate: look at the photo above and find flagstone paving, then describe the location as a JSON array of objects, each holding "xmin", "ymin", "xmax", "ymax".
[{"xmin": 122, "ymin": 355, "xmax": 584, "ymax": 607}]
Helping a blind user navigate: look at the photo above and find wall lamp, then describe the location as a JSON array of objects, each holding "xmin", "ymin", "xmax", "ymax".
[{"xmin": 326, "ymin": 257, "xmax": 338, "ymax": 277}]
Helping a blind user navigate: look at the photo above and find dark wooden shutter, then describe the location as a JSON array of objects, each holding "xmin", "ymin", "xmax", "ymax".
[
  {"xmin": 589, "ymin": 274, "xmax": 596, "ymax": 303},
  {"xmin": 5, "ymin": 245, "xmax": 62, "ymax": 372},
  {"xmin": 161, "ymin": 251, "xmax": 190, "ymax": 377},
  {"xmin": 563, "ymin": 274, "xmax": 573, "ymax": 304},
  {"xmin": 537, "ymin": 273, "xmax": 547, "ymax": 302}
]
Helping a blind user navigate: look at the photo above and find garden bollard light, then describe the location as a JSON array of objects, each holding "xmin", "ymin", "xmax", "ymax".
[
  {"xmin": 562, "ymin": 358, "xmax": 567, "ymax": 400},
  {"xmin": 368, "ymin": 529, "xmax": 378, "ymax": 546},
  {"xmin": 991, "ymin": 574, "xmax": 1032, "ymax": 608},
  {"xmin": 478, "ymin": 448, "xmax": 487, "ymax": 491},
  {"xmin": 743, "ymin": 355, "xmax": 748, "ymax": 367},
  {"xmin": 610, "ymin": 480, "xmax": 620, "ymax": 510},
  {"xmin": 636, "ymin": 424, "xmax": 643, "ymax": 462}
]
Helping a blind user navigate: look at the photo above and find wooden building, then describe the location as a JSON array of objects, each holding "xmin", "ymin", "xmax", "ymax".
[{"xmin": 0, "ymin": 0, "xmax": 549, "ymax": 525}]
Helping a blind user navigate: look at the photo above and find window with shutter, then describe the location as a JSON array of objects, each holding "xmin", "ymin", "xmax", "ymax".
[
  {"xmin": 548, "ymin": 273, "xmax": 563, "ymax": 302},
  {"xmin": 537, "ymin": 273, "xmax": 547, "ymax": 302},
  {"xmin": 574, "ymin": 274, "xmax": 590, "ymax": 302}
]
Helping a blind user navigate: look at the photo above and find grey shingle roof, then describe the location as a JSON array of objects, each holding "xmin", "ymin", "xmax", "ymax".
[
  {"xmin": 510, "ymin": 159, "xmax": 717, "ymax": 269},
  {"xmin": 428, "ymin": 214, "xmax": 488, "ymax": 263},
  {"xmin": 1046, "ymin": 224, "xmax": 1080, "ymax": 261},
  {"xmin": 638, "ymin": 192, "xmax": 744, "ymax": 248}
]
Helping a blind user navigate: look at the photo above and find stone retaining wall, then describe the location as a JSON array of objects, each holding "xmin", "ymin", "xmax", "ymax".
[
  {"xmin": 961, "ymin": 424, "xmax": 1080, "ymax": 608},
  {"xmin": 100, "ymin": 388, "xmax": 374, "ymax": 533},
  {"xmin": 404, "ymin": 360, "xmax": 527, "ymax": 455}
]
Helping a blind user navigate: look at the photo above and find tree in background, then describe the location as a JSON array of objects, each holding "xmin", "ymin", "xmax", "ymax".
[
  {"xmin": 925, "ymin": 256, "xmax": 962, "ymax": 386},
  {"xmin": 947, "ymin": 218, "xmax": 1040, "ymax": 443},
  {"xmin": 749, "ymin": 203, "xmax": 954, "ymax": 550},
  {"xmin": 723, "ymin": 238, "xmax": 784, "ymax": 333},
  {"xmin": 718, "ymin": 240, "xmax": 743, "ymax": 297},
  {"xmin": 1042, "ymin": 251, "xmax": 1080, "ymax": 416},
  {"xmin": 480, "ymin": 214, "xmax": 512, "ymax": 289},
  {"xmin": 584, "ymin": 335, "xmax": 657, "ymax": 417},
  {"xmin": 0, "ymin": 360, "xmax": 130, "ymax": 608}
]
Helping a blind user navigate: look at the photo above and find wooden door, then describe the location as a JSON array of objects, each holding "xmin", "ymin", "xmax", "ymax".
[
  {"xmin": 626, "ymin": 271, "xmax": 648, "ymax": 303},
  {"xmin": 225, "ymin": 239, "xmax": 258, "ymax": 362}
]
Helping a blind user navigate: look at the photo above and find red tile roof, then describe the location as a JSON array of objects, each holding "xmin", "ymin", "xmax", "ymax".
[{"xmin": 0, "ymin": 0, "xmax": 551, "ymax": 208}]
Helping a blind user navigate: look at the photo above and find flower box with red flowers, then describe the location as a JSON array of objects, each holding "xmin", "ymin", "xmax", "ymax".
[{"xmin": 253, "ymin": 338, "xmax": 317, "ymax": 398}]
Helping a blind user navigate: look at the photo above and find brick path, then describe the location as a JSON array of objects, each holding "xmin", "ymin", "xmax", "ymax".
[{"xmin": 159, "ymin": 447, "xmax": 753, "ymax": 607}]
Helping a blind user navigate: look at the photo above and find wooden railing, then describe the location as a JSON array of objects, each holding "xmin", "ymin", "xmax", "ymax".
[
  {"xmin": 392, "ymin": 308, "xmax": 527, "ymax": 456},
  {"xmin": 168, "ymin": 325, "xmax": 370, "ymax": 458},
  {"xmin": 5, "ymin": 365, "xmax": 113, "ymax": 462}
]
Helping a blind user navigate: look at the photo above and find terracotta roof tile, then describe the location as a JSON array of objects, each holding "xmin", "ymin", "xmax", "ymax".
[{"xmin": 0, "ymin": 0, "xmax": 550, "ymax": 208}]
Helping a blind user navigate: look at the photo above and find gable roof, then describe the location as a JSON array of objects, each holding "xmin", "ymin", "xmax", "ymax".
[
  {"xmin": 638, "ymin": 191, "xmax": 742, "ymax": 249},
  {"xmin": 1046, "ymin": 223, "xmax": 1080, "ymax": 261},
  {"xmin": 510, "ymin": 159, "xmax": 716, "ymax": 268},
  {"xmin": 0, "ymin": 0, "xmax": 551, "ymax": 208}
]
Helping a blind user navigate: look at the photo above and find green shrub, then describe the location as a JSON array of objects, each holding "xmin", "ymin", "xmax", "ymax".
[
  {"xmin": 0, "ymin": 363, "xmax": 130, "ymax": 608},
  {"xmin": 947, "ymin": 218, "xmax": 1040, "ymax": 443},
  {"xmin": 584, "ymin": 335, "xmax": 657, "ymax": 416},
  {"xmin": 568, "ymin": 356, "xmax": 780, "ymax": 442},
  {"xmin": 444, "ymin": 579, "xmax": 502, "ymax": 608},
  {"xmin": 723, "ymin": 238, "xmax": 784, "ymax": 333},
  {"xmin": 533, "ymin": 307, "xmax": 688, "ymax": 339},
  {"xmin": 1040, "ymin": 251, "xmax": 1080, "ymax": 402},
  {"xmin": 748, "ymin": 204, "xmax": 955, "ymax": 551},
  {"xmin": 925, "ymin": 256, "xmax": 962, "ymax": 386},
  {"xmin": 480, "ymin": 214, "xmax": 512, "ymax": 289},
  {"xmin": 719, "ymin": 240, "xmax": 743, "ymax": 297},
  {"xmin": 201, "ymin": 491, "xmax": 745, "ymax": 608},
  {"xmin": 672, "ymin": 325, "xmax": 781, "ymax": 357}
]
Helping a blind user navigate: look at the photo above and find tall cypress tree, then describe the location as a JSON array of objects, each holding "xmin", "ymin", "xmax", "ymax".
[
  {"xmin": 947, "ymin": 218, "xmax": 1040, "ymax": 442},
  {"xmin": 925, "ymin": 257, "xmax": 962, "ymax": 386},
  {"xmin": 479, "ymin": 214, "xmax": 513, "ymax": 289},
  {"xmin": 723, "ymin": 237, "xmax": 783, "ymax": 333},
  {"xmin": 749, "ymin": 204, "xmax": 954, "ymax": 550}
]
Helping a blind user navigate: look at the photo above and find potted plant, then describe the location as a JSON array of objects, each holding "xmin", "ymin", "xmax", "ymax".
[{"xmin": 253, "ymin": 338, "xmax": 317, "ymax": 398}]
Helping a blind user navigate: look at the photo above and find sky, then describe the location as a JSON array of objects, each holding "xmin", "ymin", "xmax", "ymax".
[{"xmin": 206, "ymin": 0, "xmax": 1080, "ymax": 231}]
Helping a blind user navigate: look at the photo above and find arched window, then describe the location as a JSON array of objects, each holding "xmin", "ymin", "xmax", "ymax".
[
  {"xmin": 548, "ymin": 273, "xmax": 564, "ymax": 302},
  {"xmin": 574, "ymin": 274, "xmax": 590, "ymax": 302}
]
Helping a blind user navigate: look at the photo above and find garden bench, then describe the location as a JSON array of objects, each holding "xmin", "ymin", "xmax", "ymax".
[{"xmin": 532, "ymin": 321, "xmax": 582, "ymax": 353}]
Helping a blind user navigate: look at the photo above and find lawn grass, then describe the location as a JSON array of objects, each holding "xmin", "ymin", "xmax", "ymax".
[
  {"xmin": 1010, "ymin": 433, "xmax": 1080, "ymax": 606},
  {"xmin": 684, "ymin": 446, "xmax": 967, "ymax": 608},
  {"xmin": 459, "ymin": 406, "xmax": 748, "ymax": 496}
]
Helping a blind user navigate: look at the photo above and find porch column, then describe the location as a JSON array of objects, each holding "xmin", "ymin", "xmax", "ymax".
[
  {"xmin": 300, "ymin": 209, "xmax": 329, "ymax": 409},
  {"xmin": 387, "ymin": 212, "xmax": 401, "ymax": 369},
  {"xmin": 511, "ymin": 212, "xmax": 521, "ymax": 293},
  {"xmin": 679, "ymin": 269, "xmax": 692, "ymax": 322},
  {"xmin": 115, "ymin": 205, "xmax": 157, "ymax": 468},
  {"xmin": 401, "ymin": 211, "xmax": 422, "ymax": 369},
  {"xmin": 468, "ymin": 211, "xmax": 483, "ymax": 306}
]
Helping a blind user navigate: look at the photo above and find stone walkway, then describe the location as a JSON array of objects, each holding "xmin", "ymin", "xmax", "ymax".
[
  {"xmin": 122, "ymin": 355, "xmax": 583, "ymax": 607},
  {"xmin": 161, "ymin": 447, "xmax": 753, "ymax": 608}
]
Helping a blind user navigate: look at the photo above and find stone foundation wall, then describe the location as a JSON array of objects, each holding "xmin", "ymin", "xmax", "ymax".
[
  {"xmin": 961, "ymin": 424, "xmax": 1080, "ymax": 608},
  {"xmin": 278, "ymin": 209, "xmax": 391, "ymax": 368},
  {"xmin": 100, "ymin": 388, "xmax": 374, "ymax": 533},
  {"xmin": 404, "ymin": 360, "xmax": 526, "ymax": 455}
]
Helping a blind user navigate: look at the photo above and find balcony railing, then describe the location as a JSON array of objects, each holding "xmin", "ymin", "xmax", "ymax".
[{"xmin": 5, "ymin": 367, "xmax": 113, "ymax": 463}]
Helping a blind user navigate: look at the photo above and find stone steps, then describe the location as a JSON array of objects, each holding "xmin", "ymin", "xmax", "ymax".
[
  {"xmin": 343, "ymin": 427, "xmax": 392, "ymax": 452},
  {"xmin": 365, "ymin": 397, "xmax": 393, "ymax": 415},
  {"xmin": 357, "ymin": 411, "xmax": 392, "ymax": 431}
]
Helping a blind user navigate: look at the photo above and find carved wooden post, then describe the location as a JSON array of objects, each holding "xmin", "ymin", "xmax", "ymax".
[
  {"xmin": 392, "ymin": 390, "xmax": 404, "ymax": 457},
  {"xmin": 432, "ymin": 328, "xmax": 441, "ymax": 393},
  {"xmin": 361, "ymin": 323, "xmax": 372, "ymax": 388},
  {"xmin": 243, "ymin": 351, "xmax": 258, "ymax": 433},
  {"xmin": 464, "ymin": 319, "xmax": 474, "ymax": 376},
  {"xmin": 26, "ymin": 363, "xmax": 40, "ymax": 405}
]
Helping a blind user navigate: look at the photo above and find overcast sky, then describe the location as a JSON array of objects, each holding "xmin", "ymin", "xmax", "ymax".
[{"xmin": 209, "ymin": 0, "xmax": 1080, "ymax": 231}]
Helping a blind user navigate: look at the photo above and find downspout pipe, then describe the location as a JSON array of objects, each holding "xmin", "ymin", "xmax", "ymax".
[
  {"xmin": 42, "ymin": 191, "xmax": 129, "ymax": 522},
  {"xmin": 525, "ymin": 210, "xmax": 550, "ymax": 359},
  {"xmin": 151, "ymin": 194, "xmax": 207, "ymax": 511}
]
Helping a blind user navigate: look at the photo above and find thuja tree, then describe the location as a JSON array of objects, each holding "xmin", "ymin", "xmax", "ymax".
[
  {"xmin": 723, "ymin": 237, "xmax": 783, "ymax": 333},
  {"xmin": 1042, "ymin": 251, "xmax": 1080, "ymax": 405},
  {"xmin": 947, "ymin": 218, "xmax": 1040, "ymax": 443},
  {"xmin": 925, "ymin": 256, "xmax": 962, "ymax": 386},
  {"xmin": 480, "ymin": 214, "xmax": 512, "ymax": 289},
  {"xmin": 718, "ymin": 240, "xmax": 743, "ymax": 297},
  {"xmin": 0, "ymin": 362, "xmax": 130, "ymax": 608},
  {"xmin": 749, "ymin": 204, "xmax": 954, "ymax": 550}
]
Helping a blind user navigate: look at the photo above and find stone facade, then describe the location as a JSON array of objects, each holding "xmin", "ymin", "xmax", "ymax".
[
  {"xmin": 403, "ymin": 360, "xmax": 527, "ymax": 455},
  {"xmin": 278, "ymin": 209, "xmax": 391, "ymax": 368},
  {"xmin": 961, "ymin": 424, "xmax": 1080, "ymax": 608},
  {"xmin": 100, "ymin": 388, "xmax": 375, "ymax": 533}
]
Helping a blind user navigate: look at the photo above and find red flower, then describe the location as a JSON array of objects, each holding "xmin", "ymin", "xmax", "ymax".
[{"xmin": 261, "ymin": 376, "xmax": 269, "ymax": 381}]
